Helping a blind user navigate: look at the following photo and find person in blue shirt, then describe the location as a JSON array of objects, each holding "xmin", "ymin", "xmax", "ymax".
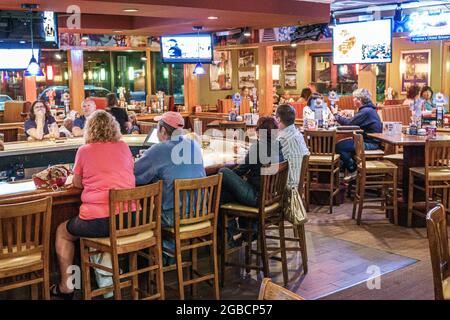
[
  {"xmin": 134, "ymin": 112, "xmax": 205, "ymax": 261},
  {"xmin": 24, "ymin": 100, "xmax": 58, "ymax": 140},
  {"xmin": 330, "ymin": 88, "xmax": 382, "ymax": 178},
  {"xmin": 72, "ymin": 99, "xmax": 97, "ymax": 137}
]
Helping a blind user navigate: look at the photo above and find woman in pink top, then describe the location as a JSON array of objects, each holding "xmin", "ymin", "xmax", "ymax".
[{"xmin": 53, "ymin": 110, "xmax": 135, "ymax": 298}]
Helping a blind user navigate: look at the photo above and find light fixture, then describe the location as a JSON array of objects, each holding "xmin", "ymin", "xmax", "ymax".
[
  {"xmin": 163, "ymin": 67, "xmax": 169, "ymax": 79},
  {"xmin": 272, "ymin": 65, "xmax": 280, "ymax": 81},
  {"xmin": 100, "ymin": 68, "xmax": 106, "ymax": 81},
  {"xmin": 290, "ymin": 42, "xmax": 297, "ymax": 48},
  {"xmin": 207, "ymin": 16, "xmax": 218, "ymax": 20},
  {"xmin": 19, "ymin": 40, "xmax": 26, "ymax": 44},
  {"xmin": 23, "ymin": 5, "xmax": 43, "ymax": 77},
  {"xmin": 140, "ymin": 56, "xmax": 147, "ymax": 61},
  {"xmin": 55, "ymin": 53, "xmax": 62, "ymax": 60},
  {"xmin": 46, "ymin": 65, "xmax": 54, "ymax": 81},
  {"xmin": 123, "ymin": 8, "xmax": 138, "ymax": 12},
  {"xmin": 113, "ymin": 30, "xmax": 123, "ymax": 33},
  {"xmin": 192, "ymin": 26, "xmax": 206, "ymax": 76},
  {"xmin": 329, "ymin": 11, "xmax": 337, "ymax": 29},
  {"xmin": 81, "ymin": 34, "xmax": 89, "ymax": 41},
  {"xmin": 243, "ymin": 27, "xmax": 251, "ymax": 37},
  {"xmin": 394, "ymin": 3, "xmax": 402, "ymax": 23},
  {"xmin": 128, "ymin": 66, "xmax": 134, "ymax": 80}
]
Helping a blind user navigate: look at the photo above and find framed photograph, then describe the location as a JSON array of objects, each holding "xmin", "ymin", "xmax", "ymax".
[
  {"xmin": 209, "ymin": 50, "xmax": 232, "ymax": 90},
  {"xmin": 238, "ymin": 71, "xmax": 256, "ymax": 88},
  {"xmin": 238, "ymin": 49, "xmax": 255, "ymax": 68},
  {"xmin": 273, "ymin": 49, "xmax": 282, "ymax": 65},
  {"xmin": 283, "ymin": 48, "xmax": 297, "ymax": 71},
  {"xmin": 284, "ymin": 73, "xmax": 297, "ymax": 89},
  {"xmin": 400, "ymin": 50, "xmax": 431, "ymax": 93}
]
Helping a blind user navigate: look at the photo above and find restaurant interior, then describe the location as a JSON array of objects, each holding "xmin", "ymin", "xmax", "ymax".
[{"xmin": 1, "ymin": 0, "xmax": 450, "ymax": 302}]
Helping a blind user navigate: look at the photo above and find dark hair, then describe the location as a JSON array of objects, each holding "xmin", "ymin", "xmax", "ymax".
[
  {"xmin": 158, "ymin": 120, "xmax": 176, "ymax": 137},
  {"xmin": 106, "ymin": 93, "xmax": 118, "ymax": 108},
  {"xmin": 420, "ymin": 86, "xmax": 433, "ymax": 99},
  {"xmin": 306, "ymin": 93, "xmax": 323, "ymax": 107},
  {"xmin": 241, "ymin": 86, "xmax": 249, "ymax": 92},
  {"xmin": 406, "ymin": 85, "xmax": 421, "ymax": 100},
  {"xmin": 276, "ymin": 104, "xmax": 296, "ymax": 127},
  {"xmin": 29, "ymin": 100, "xmax": 52, "ymax": 121},
  {"xmin": 301, "ymin": 88, "xmax": 312, "ymax": 100},
  {"xmin": 256, "ymin": 116, "xmax": 279, "ymax": 138}
]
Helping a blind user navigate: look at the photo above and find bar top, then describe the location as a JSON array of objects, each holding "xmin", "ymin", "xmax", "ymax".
[{"xmin": 368, "ymin": 132, "xmax": 450, "ymax": 146}]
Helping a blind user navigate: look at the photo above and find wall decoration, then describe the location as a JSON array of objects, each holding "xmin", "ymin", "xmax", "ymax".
[
  {"xmin": 238, "ymin": 50, "xmax": 255, "ymax": 68},
  {"xmin": 400, "ymin": 50, "xmax": 431, "ymax": 93},
  {"xmin": 59, "ymin": 33, "xmax": 152, "ymax": 48},
  {"xmin": 273, "ymin": 50, "xmax": 282, "ymax": 65},
  {"xmin": 209, "ymin": 50, "xmax": 232, "ymax": 90},
  {"xmin": 238, "ymin": 71, "xmax": 256, "ymax": 88},
  {"xmin": 283, "ymin": 49, "xmax": 297, "ymax": 72},
  {"xmin": 290, "ymin": 23, "xmax": 331, "ymax": 43},
  {"xmin": 284, "ymin": 73, "xmax": 297, "ymax": 89},
  {"xmin": 259, "ymin": 26, "xmax": 296, "ymax": 43}
]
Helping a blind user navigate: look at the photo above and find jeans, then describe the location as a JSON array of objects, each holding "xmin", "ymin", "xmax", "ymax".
[
  {"xmin": 336, "ymin": 138, "xmax": 380, "ymax": 172},
  {"xmin": 218, "ymin": 167, "xmax": 259, "ymax": 240}
]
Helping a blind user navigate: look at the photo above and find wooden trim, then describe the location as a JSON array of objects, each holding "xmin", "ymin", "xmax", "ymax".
[
  {"xmin": 145, "ymin": 48, "xmax": 152, "ymax": 97},
  {"xmin": 67, "ymin": 49, "xmax": 85, "ymax": 113},
  {"xmin": 183, "ymin": 65, "xmax": 198, "ymax": 108},
  {"xmin": 442, "ymin": 42, "xmax": 450, "ymax": 98},
  {"xmin": 257, "ymin": 45, "xmax": 273, "ymax": 116}
]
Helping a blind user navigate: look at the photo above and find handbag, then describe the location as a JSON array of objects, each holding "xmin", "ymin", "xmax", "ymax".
[
  {"xmin": 283, "ymin": 187, "xmax": 308, "ymax": 226},
  {"xmin": 32, "ymin": 165, "xmax": 71, "ymax": 190}
]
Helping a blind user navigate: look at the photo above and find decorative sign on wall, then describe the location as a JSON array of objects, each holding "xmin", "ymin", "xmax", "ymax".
[
  {"xmin": 283, "ymin": 49, "xmax": 297, "ymax": 72},
  {"xmin": 407, "ymin": 11, "xmax": 450, "ymax": 41},
  {"xmin": 238, "ymin": 50, "xmax": 255, "ymax": 68},
  {"xmin": 59, "ymin": 33, "xmax": 156, "ymax": 48},
  {"xmin": 238, "ymin": 70, "xmax": 256, "ymax": 88},
  {"xmin": 284, "ymin": 73, "xmax": 297, "ymax": 89},
  {"xmin": 210, "ymin": 50, "xmax": 232, "ymax": 90},
  {"xmin": 400, "ymin": 50, "xmax": 431, "ymax": 93}
]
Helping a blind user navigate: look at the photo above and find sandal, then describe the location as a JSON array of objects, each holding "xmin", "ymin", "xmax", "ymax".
[{"xmin": 50, "ymin": 284, "xmax": 74, "ymax": 300}]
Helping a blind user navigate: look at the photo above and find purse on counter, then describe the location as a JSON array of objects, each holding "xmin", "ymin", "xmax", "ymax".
[
  {"xmin": 283, "ymin": 187, "xmax": 308, "ymax": 226},
  {"xmin": 32, "ymin": 165, "xmax": 72, "ymax": 190}
]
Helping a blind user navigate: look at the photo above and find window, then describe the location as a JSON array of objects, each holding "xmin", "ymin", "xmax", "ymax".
[
  {"xmin": 36, "ymin": 50, "xmax": 69, "ymax": 106},
  {"xmin": 152, "ymin": 52, "xmax": 184, "ymax": 105},
  {"xmin": 83, "ymin": 51, "xmax": 112, "ymax": 99},
  {"xmin": 0, "ymin": 72, "xmax": 24, "ymax": 109}
]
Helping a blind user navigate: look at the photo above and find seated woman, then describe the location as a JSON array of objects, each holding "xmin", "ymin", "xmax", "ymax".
[
  {"xmin": 106, "ymin": 93, "xmax": 131, "ymax": 134},
  {"xmin": 127, "ymin": 111, "xmax": 141, "ymax": 134},
  {"xmin": 420, "ymin": 86, "xmax": 434, "ymax": 112},
  {"xmin": 303, "ymin": 93, "xmax": 333, "ymax": 124},
  {"xmin": 218, "ymin": 116, "xmax": 284, "ymax": 246},
  {"xmin": 24, "ymin": 100, "xmax": 58, "ymax": 141},
  {"xmin": 402, "ymin": 85, "xmax": 421, "ymax": 108},
  {"xmin": 297, "ymin": 87, "xmax": 312, "ymax": 104},
  {"xmin": 53, "ymin": 110, "xmax": 135, "ymax": 298}
]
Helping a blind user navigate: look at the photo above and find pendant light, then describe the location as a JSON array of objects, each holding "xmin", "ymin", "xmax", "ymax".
[
  {"xmin": 24, "ymin": 6, "xmax": 43, "ymax": 77},
  {"xmin": 329, "ymin": 11, "xmax": 337, "ymax": 29},
  {"xmin": 192, "ymin": 26, "xmax": 206, "ymax": 75}
]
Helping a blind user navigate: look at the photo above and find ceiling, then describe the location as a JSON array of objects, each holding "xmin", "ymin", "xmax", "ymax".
[
  {"xmin": 0, "ymin": 0, "xmax": 331, "ymax": 36},
  {"xmin": 331, "ymin": 0, "xmax": 450, "ymax": 12}
]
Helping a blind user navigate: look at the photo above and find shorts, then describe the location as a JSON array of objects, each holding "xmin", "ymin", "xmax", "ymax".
[{"xmin": 66, "ymin": 216, "xmax": 110, "ymax": 238}]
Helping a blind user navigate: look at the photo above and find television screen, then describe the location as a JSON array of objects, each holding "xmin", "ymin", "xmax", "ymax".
[
  {"xmin": 0, "ymin": 49, "xmax": 40, "ymax": 70},
  {"xmin": 333, "ymin": 19, "xmax": 392, "ymax": 65},
  {"xmin": 160, "ymin": 33, "xmax": 213, "ymax": 63},
  {"xmin": 407, "ymin": 11, "xmax": 450, "ymax": 41},
  {"xmin": 0, "ymin": 11, "xmax": 58, "ymax": 49}
]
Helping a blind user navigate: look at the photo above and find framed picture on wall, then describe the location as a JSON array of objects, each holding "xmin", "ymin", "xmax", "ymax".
[
  {"xmin": 283, "ymin": 48, "xmax": 297, "ymax": 72},
  {"xmin": 273, "ymin": 50, "xmax": 283, "ymax": 65},
  {"xmin": 238, "ymin": 49, "xmax": 255, "ymax": 68},
  {"xmin": 209, "ymin": 50, "xmax": 232, "ymax": 90},
  {"xmin": 400, "ymin": 49, "xmax": 431, "ymax": 94},
  {"xmin": 284, "ymin": 73, "xmax": 297, "ymax": 89},
  {"xmin": 238, "ymin": 70, "xmax": 256, "ymax": 88}
]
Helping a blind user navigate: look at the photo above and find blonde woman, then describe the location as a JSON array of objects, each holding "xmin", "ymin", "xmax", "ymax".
[{"xmin": 52, "ymin": 110, "xmax": 135, "ymax": 299}]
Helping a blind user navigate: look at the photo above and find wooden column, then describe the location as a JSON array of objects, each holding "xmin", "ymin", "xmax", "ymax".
[
  {"xmin": 24, "ymin": 76, "xmax": 37, "ymax": 102},
  {"xmin": 67, "ymin": 49, "xmax": 85, "ymax": 112},
  {"xmin": 183, "ymin": 64, "xmax": 198, "ymax": 109},
  {"xmin": 145, "ymin": 48, "xmax": 152, "ymax": 97},
  {"xmin": 358, "ymin": 65, "xmax": 377, "ymax": 102},
  {"xmin": 257, "ymin": 45, "xmax": 273, "ymax": 116}
]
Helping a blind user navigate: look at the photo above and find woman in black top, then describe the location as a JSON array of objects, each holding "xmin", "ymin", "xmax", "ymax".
[{"xmin": 106, "ymin": 93, "xmax": 131, "ymax": 134}]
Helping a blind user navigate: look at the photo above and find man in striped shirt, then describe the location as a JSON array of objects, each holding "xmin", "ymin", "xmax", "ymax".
[{"xmin": 276, "ymin": 104, "xmax": 310, "ymax": 187}]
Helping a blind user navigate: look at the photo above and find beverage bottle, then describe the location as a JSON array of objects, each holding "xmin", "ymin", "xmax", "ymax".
[{"xmin": 436, "ymin": 105, "xmax": 444, "ymax": 127}]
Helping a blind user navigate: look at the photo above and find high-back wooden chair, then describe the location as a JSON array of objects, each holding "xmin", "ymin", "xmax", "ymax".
[
  {"xmin": 381, "ymin": 105, "xmax": 411, "ymax": 125},
  {"xmin": 258, "ymin": 278, "xmax": 305, "ymax": 300},
  {"xmin": 220, "ymin": 162, "xmax": 290, "ymax": 286},
  {"xmin": 162, "ymin": 174, "xmax": 223, "ymax": 300},
  {"xmin": 408, "ymin": 139, "xmax": 450, "ymax": 227},
  {"xmin": 80, "ymin": 182, "xmax": 165, "ymax": 300},
  {"xmin": 352, "ymin": 133, "xmax": 398, "ymax": 225},
  {"xmin": 0, "ymin": 197, "xmax": 52, "ymax": 299},
  {"xmin": 218, "ymin": 99, "xmax": 234, "ymax": 113},
  {"xmin": 304, "ymin": 130, "xmax": 340, "ymax": 214},
  {"xmin": 426, "ymin": 204, "xmax": 450, "ymax": 300}
]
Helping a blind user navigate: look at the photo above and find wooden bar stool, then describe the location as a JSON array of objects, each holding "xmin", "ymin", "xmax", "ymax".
[
  {"xmin": 408, "ymin": 139, "xmax": 450, "ymax": 227},
  {"xmin": 304, "ymin": 130, "xmax": 340, "ymax": 214},
  {"xmin": 80, "ymin": 182, "xmax": 165, "ymax": 300},
  {"xmin": 0, "ymin": 197, "xmax": 52, "ymax": 300},
  {"xmin": 258, "ymin": 278, "xmax": 304, "ymax": 300},
  {"xmin": 426, "ymin": 204, "xmax": 450, "ymax": 300},
  {"xmin": 220, "ymin": 161, "xmax": 289, "ymax": 286},
  {"xmin": 352, "ymin": 133, "xmax": 398, "ymax": 225},
  {"xmin": 162, "ymin": 174, "xmax": 223, "ymax": 300}
]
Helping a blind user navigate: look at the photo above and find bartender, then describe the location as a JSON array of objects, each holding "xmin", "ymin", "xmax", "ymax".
[
  {"xmin": 72, "ymin": 99, "xmax": 97, "ymax": 137},
  {"xmin": 24, "ymin": 100, "xmax": 58, "ymax": 141},
  {"xmin": 303, "ymin": 93, "xmax": 333, "ymax": 124}
]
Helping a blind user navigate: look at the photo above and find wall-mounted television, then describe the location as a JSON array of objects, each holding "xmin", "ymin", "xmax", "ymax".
[
  {"xmin": 0, "ymin": 49, "xmax": 40, "ymax": 70},
  {"xmin": 0, "ymin": 11, "xmax": 58, "ymax": 49},
  {"xmin": 160, "ymin": 33, "xmax": 213, "ymax": 64},
  {"xmin": 333, "ymin": 19, "xmax": 392, "ymax": 65}
]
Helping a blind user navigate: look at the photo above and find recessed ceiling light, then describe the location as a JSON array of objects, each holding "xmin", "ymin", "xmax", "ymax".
[
  {"xmin": 19, "ymin": 40, "xmax": 26, "ymax": 44},
  {"xmin": 141, "ymin": 57, "xmax": 147, "ymax": 61},
  {"xmin": 123, "ymin": 8, "xmax": 138, "ymax": 12},
  {"xmin": 208, "ymin": 16, "xmax": 218, "ymax": 20},
  {"xmin": 113, "ymin": 30, "xmax": 123, "ymax": 33}
]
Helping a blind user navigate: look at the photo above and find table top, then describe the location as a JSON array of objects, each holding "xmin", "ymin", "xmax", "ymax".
[{"xmin": 368, "ymin": 132, "xmax": 450, "ymax": 146}]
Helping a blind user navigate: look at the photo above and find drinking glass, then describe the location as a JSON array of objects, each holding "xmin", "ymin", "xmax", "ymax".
[
  {"xmin": 47, "ymin": 124, "xmax": 55, "ymax": 142},
  {"xmin": 0, "ymin": 133, "xmax": 4, "ymax": 143},
  {"xmin": 201, "ymin": 135, "xmax": 211, "ymax": 150}
]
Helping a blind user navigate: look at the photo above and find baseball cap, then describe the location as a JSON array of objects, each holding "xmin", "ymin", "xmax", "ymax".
[{"xmin": 154, "ymin": 111, "xmax": 185, "ymax": 129}]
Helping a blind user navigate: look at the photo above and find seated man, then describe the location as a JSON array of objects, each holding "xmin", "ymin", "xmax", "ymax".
[
  {"xmin": 72, "ymin": 99, "xmax": 97, "ymax": 137},
  {"xmin": 59, "ymin": 118, "xmax": 74, "ymax": 138},
  {"xmin": 134, "ymin": 111, "xmax": 205, "ymax": 263},
  {"xmin": 330, "ymin": 88, "xmax": 382, "ymax": 178}
]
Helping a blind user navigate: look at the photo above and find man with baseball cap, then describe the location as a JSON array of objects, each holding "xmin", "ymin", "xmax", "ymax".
[{"xmin": 134, "ymin": 111, "xmax": 205, "ymax": 264}]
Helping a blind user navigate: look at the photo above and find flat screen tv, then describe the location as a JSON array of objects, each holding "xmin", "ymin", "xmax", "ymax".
[
  {"xmin": 160, "ymin": 33, "xmax": 213, "ymax": 63},
  {"xmin": 0, "ymin": 49, "xmax": 40, "ymax": 70},
  {"xmin": 0, "ymin": 11, "xmax": 58, "ymax": 49},
  {"xmin": 333, "ymin": 19, "xmax": 392, "ymax": 65}
]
